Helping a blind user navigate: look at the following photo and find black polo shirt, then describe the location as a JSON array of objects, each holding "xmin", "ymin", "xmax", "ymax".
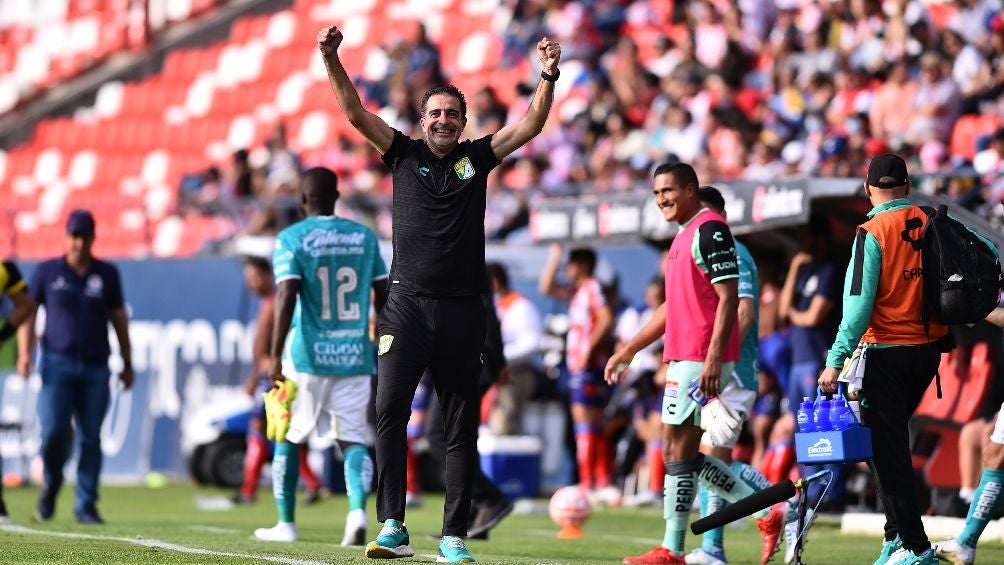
[
  {"xmin": 29, "ymin": 257, "xmax": 125, "ymax": 364},
  {"xmin": 381, "ymin": 129, "xmax": 501, "ymax": 297}
]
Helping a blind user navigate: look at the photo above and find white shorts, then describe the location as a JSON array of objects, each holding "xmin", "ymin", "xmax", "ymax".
[
  {"xmin": 284, "ymin": 361, "xmax": 372, "ymax": 445},
  {"xmin": 990, "ymin": 403, "xmax": 1004, "ymax": 445},
  {"xmin": 700, "ymin": 374, "xmax": 756, "ymax": 449}
]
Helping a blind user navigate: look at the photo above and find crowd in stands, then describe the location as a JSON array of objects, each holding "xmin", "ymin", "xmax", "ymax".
[{"xmin": 183, "ymin": 0, "xmax": 1004, "ymax": 242}]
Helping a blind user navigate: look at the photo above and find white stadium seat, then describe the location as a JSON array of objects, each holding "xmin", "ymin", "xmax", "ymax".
[
  {"xmin": 265, "ymin": 11, "xmax": 295, "ymax": 48},
  {"xmin": 68, "ymin": 150, "xmax": 97, "ymax": 188},
  {"xmin": 94, "ymin": 80, "xmax": 124, "ymax": 118},
  {"xmin": 33, "ymin": 148, "xmax": 62, "ymax": 185}
]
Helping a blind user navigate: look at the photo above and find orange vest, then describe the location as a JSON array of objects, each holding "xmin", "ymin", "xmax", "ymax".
[{"xmin": 859, "ymin": 205, "xmax": 948, "ymax": 344}]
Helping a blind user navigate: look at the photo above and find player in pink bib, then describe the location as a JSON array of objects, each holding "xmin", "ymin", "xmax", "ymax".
[{"xmin": 606, "ymin": 163, "xmax": 783, "ymax": 565}]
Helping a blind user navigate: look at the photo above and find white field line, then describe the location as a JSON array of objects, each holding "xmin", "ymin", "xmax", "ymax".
[{"xmin": 0, "ymin": 524, "xmax": 333, "ymax": 565}]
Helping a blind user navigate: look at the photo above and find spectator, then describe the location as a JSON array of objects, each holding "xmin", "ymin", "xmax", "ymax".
[
  {"xmin": 17, "ymin": 210, "xmax": 134, "ymax": 525},
  {"xmin": 905, "ymin": 52, "xmax": 961, "ymax": 146},
  {"xmin": 487, "ymin": 262, "xmax": 543, "ymax": 436}
]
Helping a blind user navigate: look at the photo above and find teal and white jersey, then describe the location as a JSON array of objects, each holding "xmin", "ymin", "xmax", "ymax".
[
  {"xmin": 735, "ymin": 241, "xmax": 759, "ymax": 390},
  {"xmin": 273, "ymin": 216, "xmax": 388, "ymax": 377}
]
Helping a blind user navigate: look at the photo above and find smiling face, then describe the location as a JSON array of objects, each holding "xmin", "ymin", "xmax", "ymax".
[
  {"xmin": 420, "ymin": 93, "xmax": 466, "ymax": 155},
  {"xmin": 652, "ymin": 171, "xmax": 698, "ymax": 224}
]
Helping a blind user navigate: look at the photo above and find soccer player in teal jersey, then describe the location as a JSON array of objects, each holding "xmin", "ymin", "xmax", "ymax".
[
  {"xmin": 687, "ymin": 186, "xmax": 790, "ymax": 565},
  {"xmin": 255, "ymin": 167, "xmax": 389, "ymax": 545}
]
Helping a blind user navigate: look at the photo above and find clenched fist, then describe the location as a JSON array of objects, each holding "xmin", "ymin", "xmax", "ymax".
[
  {"xmin": 317, "ymin": 25, "xmax": 343, "ymax": 57},
  {"xmin": 537, "ymin": 37, "xmax": 561, "ymax": 73}
]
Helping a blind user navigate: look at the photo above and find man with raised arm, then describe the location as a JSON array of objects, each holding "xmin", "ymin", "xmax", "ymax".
[{"xmin": 317, "ymin": 25, "xmax": 561, "ymax": 563}]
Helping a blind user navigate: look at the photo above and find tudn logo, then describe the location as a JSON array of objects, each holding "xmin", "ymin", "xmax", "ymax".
[{"xmin": 807, "ymin": 438, "xmax": 833, "ymax": 456}]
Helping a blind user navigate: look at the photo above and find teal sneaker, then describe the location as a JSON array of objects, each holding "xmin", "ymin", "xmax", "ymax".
[
  {"xmin": 885, "ymin": 547, "xmax": 937, "ymax": 565},
  {"xmin": 873, "ymin": 536, "xmax": 903, "ymax": 565},
  {"xmin": 364, "ymin": 519, "xmax": 414, "ymax": 559},
  {"xmin": 437, "ymin": 535, "xmax": 476, "ymax": 563}
]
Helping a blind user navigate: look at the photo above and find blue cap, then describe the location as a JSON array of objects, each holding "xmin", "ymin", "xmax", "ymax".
[{"xmin": 66, "ymin": 209, "xmax": 95, "ymax": 237}]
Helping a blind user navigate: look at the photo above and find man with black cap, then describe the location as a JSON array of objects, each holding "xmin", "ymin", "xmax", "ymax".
[
  {"xmin": 817, "ymin": 155, "xmax": 954, "ymax": 565},
  {"xmin": 16, "ymin": 209, "xmax": 134, "ymax": 525}
]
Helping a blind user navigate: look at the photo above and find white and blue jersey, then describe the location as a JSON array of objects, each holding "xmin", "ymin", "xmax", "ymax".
[{"xmin": 273, "ymin": 216, "xmax": 388, "ymax": 377}]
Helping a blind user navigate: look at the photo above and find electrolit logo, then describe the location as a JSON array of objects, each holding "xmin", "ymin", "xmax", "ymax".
[{"xmin": 807, "ymin": 438, "xmax": 833, "ymax": 456}]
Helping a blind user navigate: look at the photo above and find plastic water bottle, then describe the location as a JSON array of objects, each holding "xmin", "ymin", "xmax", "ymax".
[
  {"xmin": 830, "ymin": 396, "xmax": 856, "ymax": 430},
  {"xmin": 796, "ymin": 397, "xmax": 814, "ymax": 433},
  {"xmin": 813, "ymin": 397, "xmax": 833, "ymax": 432},
  {"xmin": 687, "ymin": 379, "xmax": 709, "ymax": 407}
]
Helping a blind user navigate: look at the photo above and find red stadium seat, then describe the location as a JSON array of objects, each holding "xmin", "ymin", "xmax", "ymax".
[{"xmin": 912, "ymin": 345, "xmax": 994, "ymax": 491}]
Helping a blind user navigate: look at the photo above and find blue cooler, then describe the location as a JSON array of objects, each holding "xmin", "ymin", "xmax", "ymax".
[{"xmin": 478, "ymin": 434, "xmax": 542, "ymax": 500}]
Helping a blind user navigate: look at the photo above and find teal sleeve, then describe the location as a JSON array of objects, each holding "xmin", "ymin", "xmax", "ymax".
[
  {"xmin": 826, "ymin": 230, "xmax": 882, "ymax": 369},
  {"xmin": 273, "ymin": 230, "xmax": 301, "ymax": 282}
]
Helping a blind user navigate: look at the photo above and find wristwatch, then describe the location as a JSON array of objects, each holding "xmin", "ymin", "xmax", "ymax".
[{"xmin": 541, "ymin": 68, "xmax": 560, "ymax": 82}]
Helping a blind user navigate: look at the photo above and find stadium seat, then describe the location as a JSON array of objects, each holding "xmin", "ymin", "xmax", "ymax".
[
  {"xmin": 911, "ymin": 345, "xmax": 994, "ymax": 491},
  {"xmin": 5, "ymin": 0, "xmax": 521, "ymax": 258}
]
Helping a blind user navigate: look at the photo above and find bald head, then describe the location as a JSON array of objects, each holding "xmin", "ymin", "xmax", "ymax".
[{"xmin": 300, "ymin": 167, "xmax": 339, "ymax": 215}]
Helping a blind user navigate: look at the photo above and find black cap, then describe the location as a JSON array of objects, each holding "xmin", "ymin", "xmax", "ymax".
[
  {"xmin": 866, "ymin": 153, "xmax": 909, "ymax": 189},
  {"xmin": 66, "ymin": 209, "xmax": 95, "ymax": 237}
]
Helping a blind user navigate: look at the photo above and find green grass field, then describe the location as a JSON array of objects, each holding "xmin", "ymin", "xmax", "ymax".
[{"xmin": 1, "ymin": 483, "xmax": 1002, "ymax": 564}]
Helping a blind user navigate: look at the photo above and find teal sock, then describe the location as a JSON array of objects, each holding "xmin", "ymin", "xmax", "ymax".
[
  {"xmin": 662, "ymin": 472, "xmax": 696, "ymax": 555},
  {"xmin": 959, "ymin": 468, "xmax": 1004, "ymax": 547},
  {"xmin": 731, "ymin": 460, "xmax": 773, "ymax": 491},
  {"xmin": 698, "ymin": 455, "xmax": 766, "ymax": 518},
  {"xmin": 699, "ymin": 485, "xmax": 725, "ymax": 551},
  {"xmin": 344, "ymin": 444, "xmax": 373, "ymax": 512},
  {"xmin": 273, "ymin": 441, "xmax": 300, "ymax": 524}
]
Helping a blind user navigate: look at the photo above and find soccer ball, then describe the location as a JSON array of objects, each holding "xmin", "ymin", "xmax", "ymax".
[{"xmin": 548, "ymin": 486, "xmax": 591, "ymax": 538}]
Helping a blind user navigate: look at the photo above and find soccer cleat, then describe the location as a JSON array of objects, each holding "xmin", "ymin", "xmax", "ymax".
[
  {"xmin": 756, "ymin": 504, "xmax": 784, "ymax": 563},
  {"xmin": 254, "ymin": 522, "xmax": 297, "ymax": 542},
  {"xmin": 35, "ymin": 487, "xmax": 56, "ymax": 521},
  {"xmin": 884, "ymin": 547, "xmax": 937, "ymax": 565},
  {"xmin": 467, "ymin": 498, "xmax": 513, "ymax": 538},
  {"xmin": 623, "ymin": 546, "xmax": 687, "ymax": 564},
  {"xmin": 264, "ymin": 379, "xmax": 297, "ymax": 442},
  {"xmin": 589, "ymin": 485, "xmax": 624, "ymax": 508},
  {"xmin": 302, "ymin": 488, "xmax": 321, "ymax": 505},
  {"xmin": 873, "ymin": 536, "xmax": 903, "ymax": 565},
  {"xmin": 933, "ymin": 538, "xmax": 974, "ymax": 565},
  {"xmin": 365, "ymin": 519, "xmax": 414, "ymax": 559},
  {"xmin": 230, "ymin": 493, "xmax": 255, "ymax": 506},
  {"xmin": 342, "ymin": 508, "xmax": 367, "ymax": 547},
  {"xmin": 623, "ymin": 491, "xmax": 661, "ymax": 508},
  {"xmin": 74, "ymin": 507, "xmax": 105, "ymax": 525},
  {"xmin": 684, "ymin": 546, "xmax": 727, "ymax": 564},
  {"xmin": 437, "ymin": 535, "xmax": 476, "ymax": 563},
  {"xmin": 783, "ymin": 508, "xmax": 815, "ymax": 563}
]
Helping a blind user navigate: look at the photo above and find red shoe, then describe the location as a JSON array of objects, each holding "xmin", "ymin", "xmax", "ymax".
[
  {"xmin": 623, "ymin": 546, "xmax": 686, "ymax": 564},
  {"xmin": 756, "ymin": 504, "xmax": 784, "ymax": 564}
]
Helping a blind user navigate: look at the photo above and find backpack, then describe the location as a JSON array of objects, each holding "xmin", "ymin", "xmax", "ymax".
[{"xmin": 920, "ymin": 204, "xmax": 1002, "ymax": 328}]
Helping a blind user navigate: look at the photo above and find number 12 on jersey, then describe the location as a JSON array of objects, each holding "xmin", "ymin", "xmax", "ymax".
[{"xmin": 316, "ymin": 265, "xmax": 361, "ymax": 321}]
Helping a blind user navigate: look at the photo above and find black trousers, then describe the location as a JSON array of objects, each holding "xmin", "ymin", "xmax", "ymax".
[
  {"xmin": 375, "ymin": 293, "xmax": 486, "ymax": 536},
  {"xmin": 426, "ymin": 367, "xmax": 507, "ymax": 513},
  {"xmin": 859, "ymin": 343, "xmax": 941, "ymax": 554}
]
